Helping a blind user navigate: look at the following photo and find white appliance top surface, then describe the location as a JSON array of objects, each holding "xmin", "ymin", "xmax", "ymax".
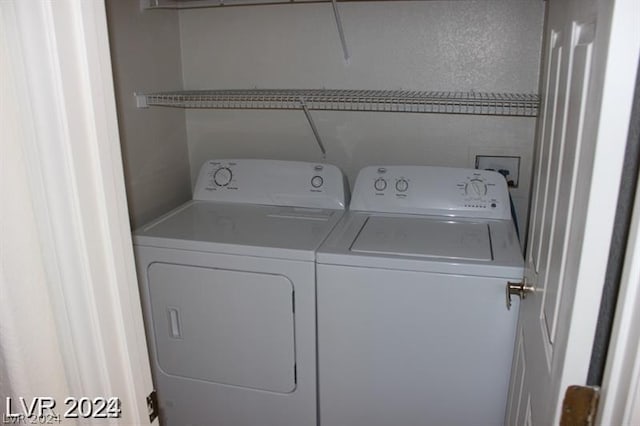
[
  {"xmin": 318, "ymin": 211, "xmax": 523, "ymax": 278},
  {"xmin": 351, "ymin": 216, "xmax": 492, "ymax": 261},
  {"xmin": 134, "ymin": 201, "xmax": 342, "ymax": 261},
  {"xmin": 317, "ymin": 165, "xmax": 523, "ymax": 277}
]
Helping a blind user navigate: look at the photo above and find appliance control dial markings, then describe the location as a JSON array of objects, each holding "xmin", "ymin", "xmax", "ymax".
[
  {"xmin": 311, "ymin": 175, "xmax": 324, "ymax": 188},
  {"xmin": 213, "ymin": 167, "xmax": 233, "ymax": 186},
  {"xmin": 395, "ymin": 178, "xmax": 409, "ymax": 193},
  {"xmin": 464, "ymin": 178, "xmax": 488, "ymax": 197},
  {"xmin": 374, "ymin": 178, "xmax": 388, "ymax": 192}
]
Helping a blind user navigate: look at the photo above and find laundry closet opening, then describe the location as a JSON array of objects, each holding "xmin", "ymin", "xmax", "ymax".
[
  {"xmin": 105, "ymin": 0, "xmax": 544, "ymax": 236},
  {"xmin": 104, "ymin": 1, "xmax": 545, "ymax": 425}
]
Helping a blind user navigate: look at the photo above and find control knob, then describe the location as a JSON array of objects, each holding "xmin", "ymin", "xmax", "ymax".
[
  {"xmin": 396, "ymin": 178, "xmax": 409, "ymax": 192},
  {"xmin": 374, "ymin": 178, "xmax": 387, "ymax": 192},
  {"xmin": 311, "ymin": 175, "xmax": 324, "ymax": 188},
  {"xmin": 465, "ymin": 179, "xmax": 487, "ymax": 198},
  {"xmin": 213, "ymin": 167, "xmax": 233, "ymax": 187}
]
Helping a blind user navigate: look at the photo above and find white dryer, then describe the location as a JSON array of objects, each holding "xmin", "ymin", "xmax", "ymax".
[
  {"xmin": 317, "ymin": 165, "xmax": 523, "ymax": 426},
  {"xmin": 134, "ymin": 159, "xmax": 347, "ymax": 426}
]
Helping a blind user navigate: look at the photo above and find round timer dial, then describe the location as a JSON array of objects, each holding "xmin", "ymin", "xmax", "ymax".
[
  {"xmin": 213, "ymin": 167, "xmax": 233, "ymax": 186},
  {"xmin": 465, "ymin": 179, "xmax": 487, "ymax": 198}
]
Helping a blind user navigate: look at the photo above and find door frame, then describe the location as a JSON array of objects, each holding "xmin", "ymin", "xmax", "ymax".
[
  {"xmin": 596, "ymin": 0, "xmax": 640, "ymax": 413},
  {"xmin": 3, "ymin": 0, "xmax": 640, "ymax": 423},
  {"xmin": 1, "ymin": 0, "xmax": 154, "ymax": 423},
  {"xmin": 598, "ymin": 168, "xmax": 640, "ymax": 425},
  {"xmin": 572, "ymin": 0, "xmax": 640, "ymax": 420}
]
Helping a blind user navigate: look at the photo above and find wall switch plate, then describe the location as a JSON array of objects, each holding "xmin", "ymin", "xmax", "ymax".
[{"xmin": 475, "ymin": 155, "xmax": 521, "ymax": 187}]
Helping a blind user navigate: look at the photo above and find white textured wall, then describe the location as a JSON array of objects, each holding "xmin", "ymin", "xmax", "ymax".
[
  {"xmin": 106, "ymin": 1, "xmax": 191, "ymax": 228},
  {"xmin": 179, "ymin": 0, "xmax": 544, "ymax": 232}
]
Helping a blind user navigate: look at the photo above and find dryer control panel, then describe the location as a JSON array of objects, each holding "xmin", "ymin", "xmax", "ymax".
[
  {"xmin": 350, "ymin": 166, "xmax": 511, "ymax": 219},
  {"xmin": 193, "ymin": 159, "xmax": 348, "ymax": 209}
]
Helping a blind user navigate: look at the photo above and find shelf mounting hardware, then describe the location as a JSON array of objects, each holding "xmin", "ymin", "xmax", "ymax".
[
  {"xmin": 299, "ymin": 96, "xmax": 327, "ymax": 158},
  {"xmin": 134, "ymin": 92, "xmax": 149, "ymax": 108},
  {"xmin": 331, "ymin": 0, "xmax": 350, "ymax": 63}
]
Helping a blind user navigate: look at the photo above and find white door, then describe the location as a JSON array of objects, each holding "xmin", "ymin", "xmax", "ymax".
[
  {"xmin": 146, "ymin": 263, "xmax": 296, "ymax": 392},
  {"xmin": 505, "ymin": 0, "xmax": 640, "ymax": 423},
  {"xmin": 2, "ymin": 1, "xmax": 156, "ymax": 424}
]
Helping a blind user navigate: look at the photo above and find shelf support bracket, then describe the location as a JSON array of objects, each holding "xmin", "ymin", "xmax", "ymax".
[
  {"xmin": 134, "ymin": 92, "xmax": 149, "ymax": 108},
  {"xmin": 299, "ymin": 97, "xmax": 327, "ymax": 158},
  {"xmin": 331, "ymin": 0, "xmax": 350, "ymax": 63}
]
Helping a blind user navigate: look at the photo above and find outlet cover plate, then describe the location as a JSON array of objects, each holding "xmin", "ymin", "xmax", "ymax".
[{"xmin": 475, "ymin": 155, "xmax": 521, "ymax": 187}]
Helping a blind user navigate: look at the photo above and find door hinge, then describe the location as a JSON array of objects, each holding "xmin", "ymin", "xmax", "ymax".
[
  {"xmin": 560, "ymin": 385, "xmax": 600, "ymax": 426},
  {"xmin": 147, "ymin": 390, "xmax": 158, "ymax": 423}
]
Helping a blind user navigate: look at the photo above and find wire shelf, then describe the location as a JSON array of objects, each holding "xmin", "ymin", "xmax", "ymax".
[
  {"xmin": 140, "ymin": 89, "xmax": 540, "ymax": 117},
  {"xmin": 143, "ymin": 0, "xmax": 389, "ymax": 9}
]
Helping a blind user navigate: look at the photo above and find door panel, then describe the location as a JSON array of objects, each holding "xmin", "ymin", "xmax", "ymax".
[
  {"xmin": 506, "ymin": 0, "xmax": 639, "ymax": 423},
  {"xmin": 543, "ymin": 21, "xmax": 595, "ymax": 347},
  {"xmin": 537, "ymin": 26, "xmax": 571, "ymax": 350},
  {"xmin": 506, "ymin": 329, "xmax": 526, "ymax": 426},
  {"xmin": 147, "ymin": 262, "xmax": 296, "ymax": 393},
  {"xmin": 530, "ymin": 30, "xmax": 562, "ymax": 275},
  {"xmin": 523, "ymin": 397, "xmax": 533, "ymax": 426}
]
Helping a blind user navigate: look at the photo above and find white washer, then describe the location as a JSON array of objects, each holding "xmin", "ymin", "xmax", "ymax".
[
  {"xmin": 134, "ymin": 159, "xmax": 347, "ymax": 426},
  {"xmin": 317, "ymin": 165, "xmax": 523, "ymax": 426}
]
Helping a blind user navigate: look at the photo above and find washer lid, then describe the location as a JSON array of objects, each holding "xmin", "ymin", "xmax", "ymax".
[{"xmin": 350, "ymin": 216, "xmax": 492, "ymax": 261}]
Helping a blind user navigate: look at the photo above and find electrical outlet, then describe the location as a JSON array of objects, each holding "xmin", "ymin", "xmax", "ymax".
[{"xmin": 475, "ymin": 155, "xmax": 521, "ymax": 188}]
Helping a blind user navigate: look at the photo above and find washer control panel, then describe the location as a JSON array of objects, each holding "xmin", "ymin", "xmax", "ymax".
[
  {"xmin": 350, "ymin": 165, "xmax": 510, "ymax": 219},
  {"xmin": 193, "ymin": 159, "xmax": 348, "ymax": 209}
]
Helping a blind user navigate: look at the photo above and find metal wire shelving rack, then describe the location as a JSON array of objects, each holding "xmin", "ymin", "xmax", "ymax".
[
  {"xmin": 136, "ymin": 89, "xmax": 540, "ymax": 117},
  {"xmin": 139, "ymin": 0, "xmax": 541, "ymax": 155},
  {"xmin": 135, "ymin": 89, "xmax": 539, "ymax": 157}
]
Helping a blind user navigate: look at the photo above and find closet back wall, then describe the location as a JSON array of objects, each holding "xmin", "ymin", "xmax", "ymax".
[{"xmin": 179, "ymin": 0, "xmax": 545, "ymax": 229}]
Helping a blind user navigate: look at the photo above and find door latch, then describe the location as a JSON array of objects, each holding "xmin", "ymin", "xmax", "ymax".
[{"xmin": 506, "ymin": 281, "xmax": 534, "ymax": 310}]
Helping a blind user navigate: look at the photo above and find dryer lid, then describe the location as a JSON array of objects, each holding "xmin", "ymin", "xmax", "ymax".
[
  {"xmin": 134, "ymin": 201, "xmax": 343, "ymax": 261},
  {"xmin": 350, "ymin": 216, "xmax": 493, "ymax": 261}
]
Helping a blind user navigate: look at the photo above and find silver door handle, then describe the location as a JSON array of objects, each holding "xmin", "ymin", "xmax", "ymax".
[{"xmin": 506, "ymin": 281, "xmax": 534, "ymax": 310}]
